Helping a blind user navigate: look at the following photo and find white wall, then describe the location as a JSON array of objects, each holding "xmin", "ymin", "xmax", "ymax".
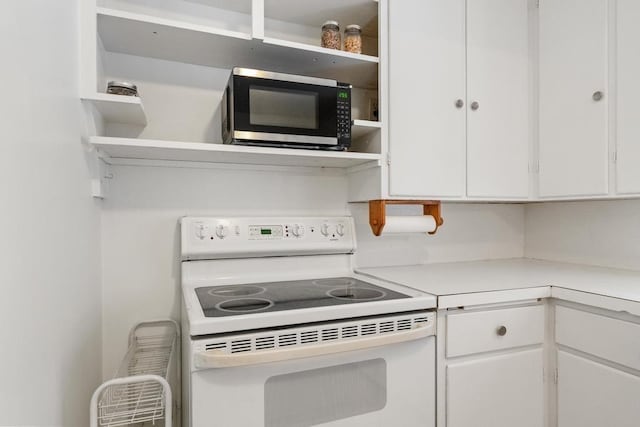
[
  {"xmin": 525, "ymin": 199, "xmax": 640, "ymax": 271},
  {"xmin": 352, "ymin": 203, "xmax": 525, "ymax": 268},
  {"xmin": 0, "ymin": 2, "xmax": 102, "ymax": 426}
]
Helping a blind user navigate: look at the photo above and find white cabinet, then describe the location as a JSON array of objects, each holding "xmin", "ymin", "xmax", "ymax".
[
  {"xmin": 615, "ymin": 0, "xmax": 640, "ymax": 194},
  {"xmin": 555, "ymin": 305, "xmax": 640, "ymax": 371},
  {"xmin": 555, "ymin": 304, "xmax": 640, "ymax": 427},
  {"xmin": 538, "ymin": 0, "xmax": 640, "ymax": 199},
  {"xmin": 433, "ymin": 294, "xmax": 640, "ymax": 427},
  {"xmin": 388, "ymin": 0, "xmax": 466, "ymax": 198},
  {"xmin": 557, "ymin": 351, "xmax": 640, "ymax": 427},
  {"xmin": 446, "ymin": 305, "xmax": 545, "ymax": 357},
  {"xmin": 447, "ymin": 349, "xmax": 544, "ymax": 427},
  {"xmin": 438, "ymin": 304, "xmax": 545, "ymax": 427},
  {"xmin": 466, "ymin": 0, "xmax": 530, "ymax": 198},
  {"xmin": 388, "ymin": 0, "xmax": 530, "ymax": 199},
  {"xmin": 538, "ymin": 0, "xmax": 609, "ymax": 197}
]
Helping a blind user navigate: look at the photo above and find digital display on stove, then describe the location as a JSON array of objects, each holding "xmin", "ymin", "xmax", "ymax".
[
  {"xmin": 249, "ymin": 225, "xmax": 283, "ymax": 239},
  {"xmin": 194, "ymin": 277, "xmax": 411, "ymax": 318}
]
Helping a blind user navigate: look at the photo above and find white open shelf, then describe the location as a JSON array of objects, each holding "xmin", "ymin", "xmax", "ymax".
[
  {"xmin": 89, "ymin": 136, "xmax": 382, "ymax": 169},
  {"xmin": 352, "ymin": 119, "xmax": 382, "ymax": 140},
  {"xmin": 82, "ymin": 93, "xmax": 147, "ymax": 126},
  {"xmin": 97, "ymin": 7, "xmax": 379, "ymax": 88},
  {"xmin": 264, "ymin": 0, "xmax": 379, "ymax": 31},
  {"xmin": 260, "ymin": 38, "xmax": 378, "ymax": 88}
]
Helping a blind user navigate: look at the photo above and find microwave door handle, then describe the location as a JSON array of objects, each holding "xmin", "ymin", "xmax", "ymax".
[{"xmin": 193, "ymin": 325, "xmax": 432, "ymax": 369}]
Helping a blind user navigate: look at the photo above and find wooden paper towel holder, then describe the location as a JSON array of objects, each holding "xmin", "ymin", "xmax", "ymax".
[{"xmin": 369, "ymin": 200, "xmax": 444, "ymax": 236}]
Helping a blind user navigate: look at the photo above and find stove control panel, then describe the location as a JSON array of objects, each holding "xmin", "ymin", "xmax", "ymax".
[{"xmin": 181, "ymin": 217, "xmax": 356, "ymax": 260}]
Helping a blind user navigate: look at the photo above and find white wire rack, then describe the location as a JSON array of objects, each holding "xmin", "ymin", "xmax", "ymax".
[{"xmin": 90, "ymin": 320, "xmax": 180, "ymax": 427}]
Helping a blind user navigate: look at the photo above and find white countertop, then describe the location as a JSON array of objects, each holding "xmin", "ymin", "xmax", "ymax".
[{"xmin": 357, "ymin": 258, "xmax": 640, "ymax": 312}]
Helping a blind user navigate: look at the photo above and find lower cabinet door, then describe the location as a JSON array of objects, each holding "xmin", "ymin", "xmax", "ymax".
[
  {"xmin": 557, "ymin": 350, "xmax": 640, "ymax": 427},
  {"xmin": 447, "ymin": 348, "xmax": 543, "ymax": 427}
]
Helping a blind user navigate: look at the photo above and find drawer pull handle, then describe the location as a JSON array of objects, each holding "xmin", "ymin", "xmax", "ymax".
[{"xmin": 496, "ymin": 326, "xmax": 507, "ymax": 336}]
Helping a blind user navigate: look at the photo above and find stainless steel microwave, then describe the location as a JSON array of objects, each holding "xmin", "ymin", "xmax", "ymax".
[{"xmin": 221, "ymin": 68, "xmax": 352, "ymax": 150}]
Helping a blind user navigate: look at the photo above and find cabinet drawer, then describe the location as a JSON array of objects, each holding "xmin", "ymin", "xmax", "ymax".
[
  {"xmin": 556, "ymin": 306, "xmax": 640, "ymax": 371},
  {"xmin": 447, "ymin": 305, "xmax": 545, "ymax": 358}
]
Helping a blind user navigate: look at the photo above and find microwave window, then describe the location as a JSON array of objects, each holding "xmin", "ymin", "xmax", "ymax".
[{"xmin": 249, "ymin": 86, "xmax": 319, "ymax": 129}]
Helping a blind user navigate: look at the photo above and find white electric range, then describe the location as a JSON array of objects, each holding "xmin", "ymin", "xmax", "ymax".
[{"xmin": 181, "ymin": 216, "xmax": 437, "ymax": 427}]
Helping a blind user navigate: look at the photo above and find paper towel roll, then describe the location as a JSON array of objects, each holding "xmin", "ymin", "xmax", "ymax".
[{"xmin": 382, "ymin": 215, "xmax": 437, "ymax": 234}]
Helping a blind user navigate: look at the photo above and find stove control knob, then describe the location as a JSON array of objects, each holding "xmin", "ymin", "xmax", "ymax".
[
  {"xmin": 335, "ymin": 223, "xmax": 345, "ymax": 236},
  {"xmin": 292, "ymin": 224, "xmax": 305, "ymax": 237},
  {"xmin": 215, "ymin": 224, "xmax": 229, "ymax": 239},
  {"xmin": 321, "ymin": 224, "xmax": 333, "ymax": 236},
  {"xmin": 195, "ymin": 224, "xmax": 209, "ymax": 240}
]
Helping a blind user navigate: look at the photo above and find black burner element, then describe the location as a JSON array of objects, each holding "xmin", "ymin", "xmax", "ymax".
[
  {"xmin": 208, "ymin": 285, "xmax": 265, "ymax": 297},
  {"xmin": 327, "ymin": 287, "xmax": 386, "ymax": 301},
  {"xmin": 312, "ymin": 278, "xmax": 356, "ymax": 287},
  {"xmin": 194, "ymin": 277, "xmax": 410, "ymax": 318},
  {"xmin": 216, "ymin": 298, "xmax": 274, "ymax": 312}
]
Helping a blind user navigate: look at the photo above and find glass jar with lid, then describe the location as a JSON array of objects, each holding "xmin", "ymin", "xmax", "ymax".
[
  {"xmin": 344, "ymin": 24, "xmax": 362, "ymax": 54},
  {"xmin": 321, "ymin": 21, "xmax": 341, "ymax": 50}
]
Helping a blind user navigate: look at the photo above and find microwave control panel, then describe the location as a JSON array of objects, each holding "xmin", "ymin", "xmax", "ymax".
[
  {"xmin": 181, "ymin": 217, "xmax": 356, "ymax": 259},
  {"xmin": 337, "ymin": 84, "xmax": 352, "ymax": 145}
]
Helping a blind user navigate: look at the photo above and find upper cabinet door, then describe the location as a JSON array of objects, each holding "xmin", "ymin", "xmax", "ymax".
[
  {"xmin": 466, "ymin": 0, "xmax": 530, "ymax": 198},
  {"xmin": 616, "ymin": 0, "xmax": 640, "ymax": 194},
  {"xmin": 538, "ymin": 0, "xmax": 609, "ymax": 197},
  {"xmin": 388, "ymin": 0, "xmax": 466, "ymax": 198}
]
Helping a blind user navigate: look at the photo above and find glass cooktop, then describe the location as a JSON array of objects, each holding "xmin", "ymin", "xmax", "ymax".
[{"xmin": 195, "ymin": 277, "xmax": 410, "ymax": 317}]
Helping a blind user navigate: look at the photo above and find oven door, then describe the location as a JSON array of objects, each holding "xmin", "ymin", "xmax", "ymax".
[
  {"xmin": 231, "ymin": 71, "xmax": 340, "ymax": 147},
  {"xmin": 189, "ymin": 322, "xmax": 435, "ymax": 427}
]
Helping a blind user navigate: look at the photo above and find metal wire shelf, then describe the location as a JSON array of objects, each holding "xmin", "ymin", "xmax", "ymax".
[{"xmin": 90, "ymin": 320, "xmax": 180, "ymax": 427}]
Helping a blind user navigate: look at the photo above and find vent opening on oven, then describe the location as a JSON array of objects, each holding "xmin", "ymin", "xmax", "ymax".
[{"xmin": 199, "ymin": 313, "xmax": 432, "ymax": 356}]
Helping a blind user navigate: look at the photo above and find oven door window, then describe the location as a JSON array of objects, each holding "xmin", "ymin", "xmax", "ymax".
[
  {"xmin": 233, "ymin": 76, "xmax": 337, "ymax": 137},
  {"xmin": 264, "ymin": 358, "xmax": 387, "ymax": 427}
]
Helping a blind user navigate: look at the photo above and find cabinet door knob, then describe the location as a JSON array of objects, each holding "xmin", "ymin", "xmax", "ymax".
[
  {"xmin": 496, "ymin": 326, "xmax": 507, "ymax": 336},
  {"xmin": 470, "ymin": 101, "xmax": 480, "ymax": 111},
  {"xmin": 592, "ymin": 91, "xmax": 604, "ymax": 101},
  {"xmin": 455, "ymin": 99, "xmax": 464, "ymax": 109}
]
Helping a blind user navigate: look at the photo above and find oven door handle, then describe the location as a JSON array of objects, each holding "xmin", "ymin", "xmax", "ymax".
[{"xmin": 194, "ymin": 325, "xmax": 433, "ymax": 369}]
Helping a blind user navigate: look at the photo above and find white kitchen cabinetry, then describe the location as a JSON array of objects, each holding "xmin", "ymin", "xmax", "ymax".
[
  {"xmin": 557, "ymin": 351, "xmax": 640, "ymax": 427},
  {"xmin": 448, "ymin": 349, "xmax": 544, "ymax": 427},
  {"xmin": 538, "ymin": 0, "xmax": 609, "ymax": 198},
  {"xmin": 387, "ymin": 0, "xmax": 466, "ymax": 198},
  {"xmin": 437, "ymin": 304, "xmax": 545, "ymax": 427},
  {"xmin": 388, "ymin": 0, "xmax": 530, "ymax": 199},
  {"xmin": 466, "ymin": 0, "xmax": 530, "ymax": 198},
  {"xmin": 446, "ymin": 305, "xmax": 545, "ymax": 357},
  {"xmin": 555, "ymin": 304, "xmax": 640, "ymax": 427},
  {"xmin": 615, "ymin": 0, "xmax": 640, "ymax": 194},
  {"xmin": 439, "ymin": 299, "xmax": 640, "ymax": 427}
]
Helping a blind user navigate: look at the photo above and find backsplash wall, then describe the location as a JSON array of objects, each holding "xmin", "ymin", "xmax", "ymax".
[
  {"xmin": 525, "ymin": 199, "xmax": 640, "ymax": 271},
  {"xmin": 351, "ymin": 203, "xmax": 525, "ymax": 268}
]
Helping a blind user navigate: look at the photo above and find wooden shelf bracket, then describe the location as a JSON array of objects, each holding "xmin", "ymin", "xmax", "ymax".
[{"xmin": 369, "ymin": 200, "xmax": 444, "ymax": 236}]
